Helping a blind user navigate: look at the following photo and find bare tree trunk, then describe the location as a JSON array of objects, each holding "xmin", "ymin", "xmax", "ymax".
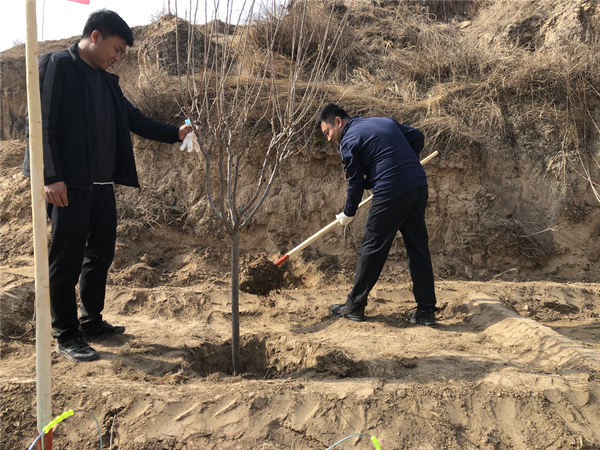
[
  {"xmin": 177, "ymin": 0, "xmax": 350, "ymax": 374},
  {"xmin": 231, "ymin": 228, "xmax": 240, "ymax": 375}
]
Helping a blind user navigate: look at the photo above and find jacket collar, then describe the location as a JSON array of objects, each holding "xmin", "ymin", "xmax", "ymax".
[
  {"xmin": 340, "ymin": 116, "xmax": 359, "ymax": 144},
  {"xmin": 68, "ymin": 42, "xmax": 90, "ymax": 74},
  {"xmin": 340, "ymin": 116, "xmax": 360, "ymax": 140},
  {"xmin": 67, "ymin": 43, "xmax": 120, "ymax": 82}
]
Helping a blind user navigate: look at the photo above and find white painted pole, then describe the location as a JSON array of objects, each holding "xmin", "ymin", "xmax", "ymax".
[{"xmin": 25, "ymin": 0, "xmax": 53, "ymax": 439}]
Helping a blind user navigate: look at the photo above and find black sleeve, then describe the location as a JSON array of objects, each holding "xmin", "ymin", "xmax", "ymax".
[
  {"xmin": 23, "ymin": 53, "xmax": 66, "ymax": 185},
  {"xmin": 125, "ymin": 98, "xmax": 180, "ymax": 144},
  {"xmin": 340, "ymin": 137, "xmax": 365, "ymax": 217}
]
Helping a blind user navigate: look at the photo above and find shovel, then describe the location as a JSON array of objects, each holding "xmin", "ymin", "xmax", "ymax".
[{"xmin": 274, "ymin": 150, "xmax": 439, "ymax": 266}]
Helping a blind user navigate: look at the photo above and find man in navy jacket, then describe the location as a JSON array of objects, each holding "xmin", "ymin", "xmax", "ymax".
[
  {"xmin": 318, "ymin": 104, "xmax": 437, "ymax": 325},
  {"xmin": 23, "ymin": 10, "xmax": 193, "ymax": 362}
]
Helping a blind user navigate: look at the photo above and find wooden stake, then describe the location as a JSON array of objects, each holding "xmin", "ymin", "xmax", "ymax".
[{"xmin": 25, "ymin": 0, "xmax": 53, "ymax": 443}]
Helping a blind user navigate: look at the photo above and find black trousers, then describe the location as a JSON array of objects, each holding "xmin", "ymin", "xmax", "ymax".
[
  {"xmin": 345, "ymin": 185, "xmax": 436, "ymax": 311},
  {"xmin": 47, "ymin": 184, "xmax": 116, "ymax": 342}
]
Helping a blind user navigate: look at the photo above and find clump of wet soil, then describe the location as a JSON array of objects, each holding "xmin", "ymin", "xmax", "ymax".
[{"xmin": 240, "ymin": 255, "xmax": 285, "ymax": 295}]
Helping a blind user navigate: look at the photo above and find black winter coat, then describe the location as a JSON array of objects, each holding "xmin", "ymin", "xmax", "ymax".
[{"xmin": 23, "ymin": 43, "xmax": 179, "ymax": 188}]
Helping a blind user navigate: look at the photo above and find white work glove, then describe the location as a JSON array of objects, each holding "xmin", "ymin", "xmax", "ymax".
[
  {"xmin": 336, "ymin": 212, "xmax": 354, "ymax": 226},
  {"xmin": 179, "ymin": 131, "xmax": 200, "ymax": 153}
]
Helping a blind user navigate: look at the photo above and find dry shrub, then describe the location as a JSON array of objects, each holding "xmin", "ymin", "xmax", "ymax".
[
  {"xmin": 405, "ymin": 0, "xmax": 485, "ymax": 22},
  {"xmin": 249, "ymin": 0, "xmax": 353, "ymax": 70},
  {"xmin": 139, "ymin": 15, "xmax": 220, "ymax": 76},
  {"xmin": 335, "ymin": 0, "xmax": 600, "ymax": 170},
  {"xmin": 201, "ymin": 19, "xmax": 236, "ymax": 35},
  {"xmin": 124, "ymin": 72, "xmax": 182, "ymax": 123}
]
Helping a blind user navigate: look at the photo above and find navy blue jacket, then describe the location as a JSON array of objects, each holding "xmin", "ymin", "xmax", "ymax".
[
  {"xmin": 340, "ymin": 117, "xmax": 426, "ymax": 216},
  {"xmin": 23, "ymin": 43, "xmax": 180, "ymax": 188}
]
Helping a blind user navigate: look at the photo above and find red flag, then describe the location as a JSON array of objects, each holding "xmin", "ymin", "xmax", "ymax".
[{"xmin": 68, "ymin": 0, "xmax": 90, "ymax": 4}]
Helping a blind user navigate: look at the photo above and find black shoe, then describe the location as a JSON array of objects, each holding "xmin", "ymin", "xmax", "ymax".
[
  {"xmin": 56, "ymin": 336, "xmax": 99, "ymax": 362},
  {"xmin": 409, "ymin": 309, "xmax": 436, "ymax": 326},
  {"xmin": 329, "ymin": 304, "xmax": 365, "ymax": 322},
  {"xmin": 81, "ymin": 320, "xmax": 125, "ymax": 339}
]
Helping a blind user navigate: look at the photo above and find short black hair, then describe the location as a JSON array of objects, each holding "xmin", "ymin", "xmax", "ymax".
[
  {"xmin": 318, "ymin": 103, "xmax": 350, "ymax": 126},
  {"xmin": 82, "ymin": 9, "xmax": 134, "ymax": 47}
]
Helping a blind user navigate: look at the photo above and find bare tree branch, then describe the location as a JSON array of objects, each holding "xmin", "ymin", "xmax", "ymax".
[{"xmin": 174, "ymin": 0, "xmax": 350, "ymax": 373}]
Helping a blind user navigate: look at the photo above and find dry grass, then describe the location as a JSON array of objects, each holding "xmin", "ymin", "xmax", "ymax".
[
  {"xmin": 329, "ymin": 0, "xmax": 600, "ymax": 187},
  {"xmin": 249, "ymin": 0, "xmax": 354, "ymax": 72},
  {"xmin": 128, "ymin": 0, "xmax": 600, "ymax": 218}
]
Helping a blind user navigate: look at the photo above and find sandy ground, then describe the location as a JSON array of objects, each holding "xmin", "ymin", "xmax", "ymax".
[
  {"xmin": 2, "ymin": 260, "xmax": 600, "ymax": 448},
  {"xmin": 3, "ymin": 1, "xmax": 600, "ymax": 446},
  {"xmin": 1, "ymin": 136, "xmax": 600, "ymax": 449}
]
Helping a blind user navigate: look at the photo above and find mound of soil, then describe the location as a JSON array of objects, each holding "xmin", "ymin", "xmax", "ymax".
[{"xmin": 240, "ymin": 255, "xmax": 285, "ymax": 295}]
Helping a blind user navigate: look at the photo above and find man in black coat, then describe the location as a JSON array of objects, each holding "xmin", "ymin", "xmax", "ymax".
[
  {"xmin": 318, "ymin": 104, "xmax": 437, "ymax": 325},
  {"xmin": 23, "ymin": 10, "xmax": 193, "ymax": 362}
]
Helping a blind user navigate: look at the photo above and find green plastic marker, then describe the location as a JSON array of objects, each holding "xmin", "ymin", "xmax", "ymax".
[
  {"xmin": 43, "ymin": 409, "xmax": 74, "ymax": 434},
  {"xmin": 371, "ymin": 435, "xmax": 381, "ymax": 450}
]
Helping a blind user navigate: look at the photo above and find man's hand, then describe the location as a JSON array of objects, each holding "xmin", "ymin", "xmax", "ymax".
[
  {"xmin": 45, "ymin": 181, "xmax": 68, "ymax": 207},
  {"xmin": 178, "ymin": 123, "xmax": 194, "ymax": 141},
  {"xmin": 336, "ymin": 212, "xmax": 354, "ymax": 225}
]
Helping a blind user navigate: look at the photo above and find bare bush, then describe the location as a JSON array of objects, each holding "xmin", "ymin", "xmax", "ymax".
[
  {"xmin": 175, "ymin": 0, "xmax": 349, "ymax": 374},
  {"xmin": 337, "ymin": 0, "xmax": 600, "ymax": 193}
]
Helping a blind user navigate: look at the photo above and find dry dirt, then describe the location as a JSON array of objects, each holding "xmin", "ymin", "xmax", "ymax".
[
  {"xmin": 1, "ymin": 139, "xmax": 600, "ymax": 448},
  {"xmin": 2, "ymin": 0, "xmax": 600, "ymax": 448},
  {"xmin": 2, "ymin": 266, "xmax": 600, "ymax": 449}
]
